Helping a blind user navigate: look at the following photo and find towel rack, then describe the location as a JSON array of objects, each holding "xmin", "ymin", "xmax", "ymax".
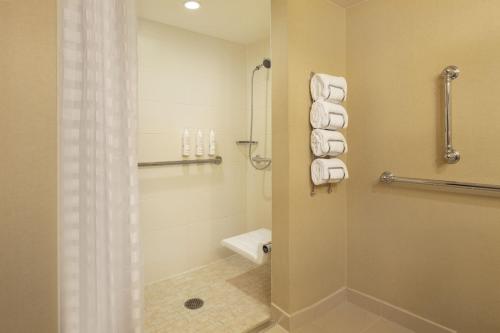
[
  {"xmin": 138, "ymin": 156, "xmax": 222, "ymax": 167},
  {"xmin": 309, "ymin": 71, "xmax": 347, "ymax": 196},
  {"xmin": 379, "ymin": 171, "xmax": 500, "ymax": 193}
]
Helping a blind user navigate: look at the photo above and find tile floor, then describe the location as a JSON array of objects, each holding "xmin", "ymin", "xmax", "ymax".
[
  {"xmin": 145, "ymin": 254, "xmax": 271, "ymax": 333},
  {"xmin": 266, "ymin": 302, "xmax": 414, "ymax": 333}
]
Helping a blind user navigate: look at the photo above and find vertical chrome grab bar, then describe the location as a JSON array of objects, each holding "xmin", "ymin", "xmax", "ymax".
[{"xmin": 442, "ymin": 65, "xmax": 461, "ymax": 164}]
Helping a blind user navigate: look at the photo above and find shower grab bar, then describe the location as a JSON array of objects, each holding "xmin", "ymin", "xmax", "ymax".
[
  {"xmin": 236, "ymin": 140, "xmax": 258, "ymax": 145},
  {"xmin": 138, "ymin": 156, "xmax": 222, "ymax": 167},
  {"xmin": 379, "ymin": 171, "xmax": 500, "ymax": 193},
  {"xmin": 442, "ymin": 65, "xmax": 461, "ymax": 164}
]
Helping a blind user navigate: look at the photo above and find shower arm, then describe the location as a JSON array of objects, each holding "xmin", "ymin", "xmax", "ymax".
[{"xmin": 442, "ymin": 65, "xmax": 460, "ymax": 164}]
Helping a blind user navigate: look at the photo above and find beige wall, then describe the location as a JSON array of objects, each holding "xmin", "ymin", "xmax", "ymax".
[
  {"xmin": 0, "ymin": 1, "xmax": 58, "ymax": 332},
  {"xmin": 271, "ymin": 0, "xmax": 347, "ymax": 314},
  {"xmin": 346, "ymin": 1, "xmax": 500, "ymax": 332},
  {"xmin": 138, "ymin": 19, "xmax": 272, "ymax": 284},
  {"xmin": 270, "ymin": 0, "xmax": 291, "ymax": 312}
]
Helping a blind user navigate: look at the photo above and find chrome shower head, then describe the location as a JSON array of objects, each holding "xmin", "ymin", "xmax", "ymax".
[
  {"xmin": 262, "ymin": 58, "xmax": 271, "ymax": 69},
  {"xmin": 255, "ymin": 58, "xmax": 272, "ymax": 71}
]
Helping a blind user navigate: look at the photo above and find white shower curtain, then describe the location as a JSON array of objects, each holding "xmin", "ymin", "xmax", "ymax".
[{"xmin": 60, "ymin": 0, "xmax": 142, "ymax": 332}]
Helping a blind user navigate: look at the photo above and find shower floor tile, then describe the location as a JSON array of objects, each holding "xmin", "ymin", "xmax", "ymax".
[{"xmin": 145, "ymin": 255, "xmax": 271, "ymax": 333}]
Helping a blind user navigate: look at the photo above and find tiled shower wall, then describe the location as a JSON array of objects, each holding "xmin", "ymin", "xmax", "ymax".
[{"xmin": 138, "ymin": 19, "xmax": 271, "ymax": 284}]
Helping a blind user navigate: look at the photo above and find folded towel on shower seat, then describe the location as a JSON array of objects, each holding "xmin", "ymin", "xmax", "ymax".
[
  {"xmin": 221, "ymin": 228, "xmax": 271, "ymax": 265},
  {"xmin": 311, "ymin": 129, "xmax": 348, "ymax": 157},
  {"xmin": 310, "ymin": 100, "xmax": 348, "ymax": 130},
  {"xmin": 310, "ymin": 73, "xmax": 347, "ymax": 102},
  {"xmin": 311, "ymin": 158, "xmax": 348, "ymax": 185}
]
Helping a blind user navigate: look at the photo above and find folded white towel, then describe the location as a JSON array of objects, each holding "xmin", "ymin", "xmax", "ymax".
[
  {"xmin": 311, "ymin": 158, "xmax": 348, "ymax": 185},
  {"xmin": 311, "ymin": 129, "xmax": 348, "ymax": 157},
  {"xmin": 310, "ymin": 73, "xmax": 347, "ymax": 102},
  {"xmin": 310, "ymin": 100, "xmax": 348, "ymax": 130}
]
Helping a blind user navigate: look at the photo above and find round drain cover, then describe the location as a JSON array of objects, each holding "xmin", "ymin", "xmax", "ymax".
[{"xmin": 184, "ymin": 298, "xmax": 204, "ymax": 310}]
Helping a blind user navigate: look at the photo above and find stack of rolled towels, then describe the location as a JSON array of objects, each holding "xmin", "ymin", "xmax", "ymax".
[{"xmin": 310, "ymin": 73, "xmax": 349, "ymax": 186}]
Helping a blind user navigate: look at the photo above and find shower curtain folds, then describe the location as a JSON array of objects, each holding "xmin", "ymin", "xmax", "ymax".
[{"xmin": 59, "ymin": 0, "xmax": 142, "ymax": 332}]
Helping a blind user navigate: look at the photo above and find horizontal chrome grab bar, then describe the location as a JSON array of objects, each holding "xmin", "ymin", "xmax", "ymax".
[
  {"xmin": 138, "ymin": 156, "xmax": 222, "ymax": 167},
  {"xmin": 236, "ymin": 140, "xmax": 258, "ymax": 145},
  {"xmin": 380, "ymin": 171, "xmax": 500, "ymax": 193}
]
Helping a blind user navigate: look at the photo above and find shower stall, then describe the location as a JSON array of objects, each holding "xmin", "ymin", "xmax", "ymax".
[{"xmin": 136, "ymin": 1, "xmax": 272, "ymax": 332}]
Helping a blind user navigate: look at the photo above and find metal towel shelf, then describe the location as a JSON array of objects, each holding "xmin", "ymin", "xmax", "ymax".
[
  {"xmin": 380, "ymin": 171, "xmax": 500, "ymax": 193},
  {"xmin": 138, "ymin": 156, "xmax": 222, "ymax": 167}
]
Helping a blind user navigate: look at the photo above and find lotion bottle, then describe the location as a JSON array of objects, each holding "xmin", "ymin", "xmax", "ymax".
[
  {"xmin": 182, "ymin": 128, "xmax": 191, "ymax": 157},
  {"xmin": 208, "ymin": 129, "xmax": 216, "ymax": 156},
  {"xmin": 196, "ymin": 129, "xmax": 204, "ymax": 156}
]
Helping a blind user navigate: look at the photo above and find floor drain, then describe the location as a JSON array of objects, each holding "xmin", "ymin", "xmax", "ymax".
[{"xmin": 184, "ymin": 298, "xmax": 204, "ymax": 310}]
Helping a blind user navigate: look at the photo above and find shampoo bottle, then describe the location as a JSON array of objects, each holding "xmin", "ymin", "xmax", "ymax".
[
  {"xmin": 182, "ymin": 128, "xmax": 191, "ymax": 157},
  {"xmin": 208, "ymin": 129, "xmax": 216, "ymax": 156},
  {"xmin": 196, "ymin": 129, "xmax": 204, "ymax": 156}
]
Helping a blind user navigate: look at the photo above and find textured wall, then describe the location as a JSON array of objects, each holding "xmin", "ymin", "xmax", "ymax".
[
  {"xmin": 271, "ymin": 0, "xmax": 347, "ymax": 314},
  {"xmin": 346, "ymin": 0, "xmax": 500, "ymax": 331},
  {"xmin": 0, "ymin": 1, "xmax": 58, "ymax": 332}
]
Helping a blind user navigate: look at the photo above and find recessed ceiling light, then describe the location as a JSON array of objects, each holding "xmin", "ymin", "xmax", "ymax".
[{"xmin": 184, "ymin": 1, "xmax": 201, "ymax": 10}]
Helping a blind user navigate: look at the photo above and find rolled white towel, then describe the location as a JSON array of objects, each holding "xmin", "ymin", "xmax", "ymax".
[
  {"xmin": 310, "ymin": 100, "xmax": 348, "ymax": 130},
  {"xmin": 311, "ymin": 129, "xmax": 348, "ymax": 157},
  {"xmin": 310, "ymin": 73, "xmax": 347, "ymax": 102},
  {"xmin": 311, "ymin": 158, "xmax": 348, "ymax": 185}
]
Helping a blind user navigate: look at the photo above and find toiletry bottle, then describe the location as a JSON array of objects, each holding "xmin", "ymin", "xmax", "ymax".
[
  {"xmin": 208, "ymin": 129, "xmax": 216, "ymax": 156},
  {"xmin": 182, "ymin": 128, "xmax": 191, "ymax": 157},
  {"xmin": 196, "ymin": 129, "xmax": 204, "ymax": 156}
]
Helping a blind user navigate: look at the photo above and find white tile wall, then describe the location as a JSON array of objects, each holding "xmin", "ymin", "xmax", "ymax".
[{"xmin": 138, "ymin": 19, "xmax": 271, "ymax": 284}]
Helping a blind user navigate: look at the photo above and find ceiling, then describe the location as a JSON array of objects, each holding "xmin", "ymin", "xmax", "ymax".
[
  {"xmin": 330, "ymin": 0, "xmax": 367, "ymax": 7},
  {"xmin": 137, "ymin": 0, "xmax": 271, "ymax": 45}
]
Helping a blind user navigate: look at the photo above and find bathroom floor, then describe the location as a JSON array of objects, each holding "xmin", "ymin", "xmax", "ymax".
[
  {"xmin": 145, "ymin": 255, "xmax": 271, "ymax": 333},
  {"xmin": 267, "ymin": 302, "xmax": 414, "ymax": 333}
]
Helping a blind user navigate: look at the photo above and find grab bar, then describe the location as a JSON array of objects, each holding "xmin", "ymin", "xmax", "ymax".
[
  {"xmin": 138, "ymin": 156, "xmax": 222, "ymax": 167},
  {"xmin": 236, "ymin": 140, "xmax": 258, "ymax": 145},
  {"xmin": 380, "ymin": 171, "xmax": 500, "ymax": 193},
  {"xmin": 442, "ymin": 65, "xmax": 461, "ymax": 164}
]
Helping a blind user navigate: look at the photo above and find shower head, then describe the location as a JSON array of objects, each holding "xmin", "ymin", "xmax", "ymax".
[
  {"xmin": 262, "ymin": 58, "xmax": 271, "ymax": 69},
  {"xmin": 255, "ymin": 58, "xmax": 272, "ymax": 71}
]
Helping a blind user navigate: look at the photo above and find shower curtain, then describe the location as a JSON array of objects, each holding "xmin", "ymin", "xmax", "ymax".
[{"xmin": 60, "ymin": 0, "xmax": 142, "ymax": 332}]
